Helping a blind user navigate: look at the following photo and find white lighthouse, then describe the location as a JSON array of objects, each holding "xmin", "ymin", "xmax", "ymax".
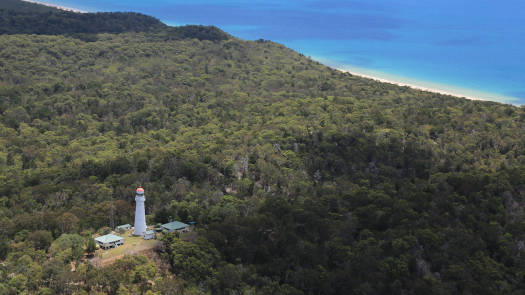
[{"xmin": 133, "ymin": 186, "xmax": 147, "ymax": 236}]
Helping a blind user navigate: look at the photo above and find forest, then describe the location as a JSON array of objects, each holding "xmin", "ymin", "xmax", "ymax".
[
  {"xmin": 0, "ymin": 1, "xmax": 524, "ymax": 294},
  {"xmin": 0, "ymin": 0, "xmax": 229, "ymax": 43}
]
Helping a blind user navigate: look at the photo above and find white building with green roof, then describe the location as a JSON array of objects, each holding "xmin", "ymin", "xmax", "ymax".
[
  {"xmin": 94, "ymin": 234, "xmax": 124, "ymax": 249},
  {"xmin": 116, "ymin": 224, "xmax": 131, "ymax": 232},
  {"xmin": 161, "ymin": 221, "xmax": 190, "ymax": 233},
  {"xmin": 143, "ymin": 230, "xmax": 155, "ymax": 240}
]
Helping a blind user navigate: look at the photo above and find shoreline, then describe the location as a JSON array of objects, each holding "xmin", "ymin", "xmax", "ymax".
[
  {"xmin": 21, "ymin": 0, "xmax": 87, "ymax": 13},
  {"xmin": 311, "ymin": 56, "xmax": 520, "ymax": 105},
  {"xmin": 338, "ymin": 68, "xmax": 483, "ymax": 101},
  {"xmin": 333, "ymin": 65, "xmax": 522, "ymax": 104}
]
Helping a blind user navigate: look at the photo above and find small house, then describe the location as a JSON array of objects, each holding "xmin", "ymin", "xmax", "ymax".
[
  {"xmin": 116, "ymin": 224, "xmax": 131, "ymax": 232},
  {"xmin": 161, "ymin": 221, "xmax": 190, "ymax": 233},
  {"xmin": 94, "ymin": 234, "xmax": 124, "ymax": 250},
  {"xmin": 143, "ymin": 230, "xmax": 155, "ymax": 240}
]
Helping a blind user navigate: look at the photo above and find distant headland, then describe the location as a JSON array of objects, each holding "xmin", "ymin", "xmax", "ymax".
[{"xmin": 21, "ymin": 0, "xmax": 86, "ymax": 13}]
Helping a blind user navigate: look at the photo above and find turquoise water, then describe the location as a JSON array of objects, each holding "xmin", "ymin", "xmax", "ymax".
[{"xmin": 39, "ymin": 0, "xmax": 525, "ymax": 104}]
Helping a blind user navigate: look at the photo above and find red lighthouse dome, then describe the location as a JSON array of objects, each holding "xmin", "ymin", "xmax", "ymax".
[{"xmin": 136, "ymin": 186, "xmax": 144, "ymax": 193}]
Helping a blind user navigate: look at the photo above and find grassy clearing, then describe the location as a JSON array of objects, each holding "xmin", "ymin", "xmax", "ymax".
[{"xmin": 90, "ymin": 230, "xmax": 161, "ymax": 267}]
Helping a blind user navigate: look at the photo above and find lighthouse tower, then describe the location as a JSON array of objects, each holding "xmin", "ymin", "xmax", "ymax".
[{"xmin": 133, "ymin": 186, "xmax": 147, "ymax": 236}]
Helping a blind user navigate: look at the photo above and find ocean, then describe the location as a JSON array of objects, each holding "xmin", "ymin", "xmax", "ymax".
[{"xmin": 35, "ymin": 0, "xmax": 525, "ymax": 105}]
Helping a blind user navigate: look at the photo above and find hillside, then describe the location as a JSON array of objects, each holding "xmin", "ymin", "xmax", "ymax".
[
  {"xmin": 0, "ymin": 3, "xmax": 167, "ymax": 37},
  {"xmin": 0, "ymin": 1, "xmax": 228, "ymax": 42},
  {"xmin": 0, "ymin": 0, "xmax": 60, "ymax": 12},
  {"xmin": 0, "ymin": 2, "xmax": 524, "ymax": 295}
]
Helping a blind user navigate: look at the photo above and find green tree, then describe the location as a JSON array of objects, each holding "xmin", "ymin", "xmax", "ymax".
[
  {"xmin": 49, "ymin": 234, "xmax": 84, "ymax": 261},
  {"xmin": 27, "ymin": 230, "xmax": 53, "ymax": 250},
  {"xmin": 0, "ymin": 236, "xmax": 10, "ymax": 260},
  {"xmin": 163, "ymin": 235, "xmax": 219, "ymax": 284},
  {"xmin": 55, "ymin": 212, "xmax": 79, "ymax": 233},
  {"xmin": 86, "ymin": 237, "xmax": 97, "ymax": 257}
]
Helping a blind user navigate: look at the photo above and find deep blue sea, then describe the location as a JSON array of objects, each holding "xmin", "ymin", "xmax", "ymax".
[{"xmin": 41, "ymin": 0, "xmax": 525, "ymax": 105}]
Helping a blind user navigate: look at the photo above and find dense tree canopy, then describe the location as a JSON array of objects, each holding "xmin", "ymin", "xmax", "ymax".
[
  {"xmin": 0, "ymin": 0, "xmax": 229, "ymax": 42},
  {"xmin": 0, "ymin": 1, "xmax": 524, "ymax": 294},
  {"xmin": 0, "ymin": 0, "xmax": 59, "ymax": 12}
]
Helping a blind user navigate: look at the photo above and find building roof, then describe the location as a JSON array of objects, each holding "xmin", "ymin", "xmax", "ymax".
[
  {"xmin": 161, "ymin": 221, "xmax": 189, "ymax": 231},
  {"xmin": 116, "ymin": 224, "xmax": 131, "ymax": 229},
  {"xmin": 145, "ymin": 230, "xmax": 155, "ymax": 235},
  {"xmin": 94, "ymin": 234, "xmax": 124, "ymax": 244}
]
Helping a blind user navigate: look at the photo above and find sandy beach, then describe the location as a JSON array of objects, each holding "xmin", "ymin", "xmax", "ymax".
[
  {"xmin": 337, "ymin": 68, "xmax": 484, "ymax": 101},
  {"xmin": 308, "ymin": 55, "xmax": 499, "ymax": 102},
  {"xmin": 21, "ymin": 0, "xmax": 86, "ymax": 13}
]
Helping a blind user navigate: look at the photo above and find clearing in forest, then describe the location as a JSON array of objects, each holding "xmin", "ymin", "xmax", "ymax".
[{"xmin": 89, "ymin": 232, "xmax": 162, "ymax": 268}]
